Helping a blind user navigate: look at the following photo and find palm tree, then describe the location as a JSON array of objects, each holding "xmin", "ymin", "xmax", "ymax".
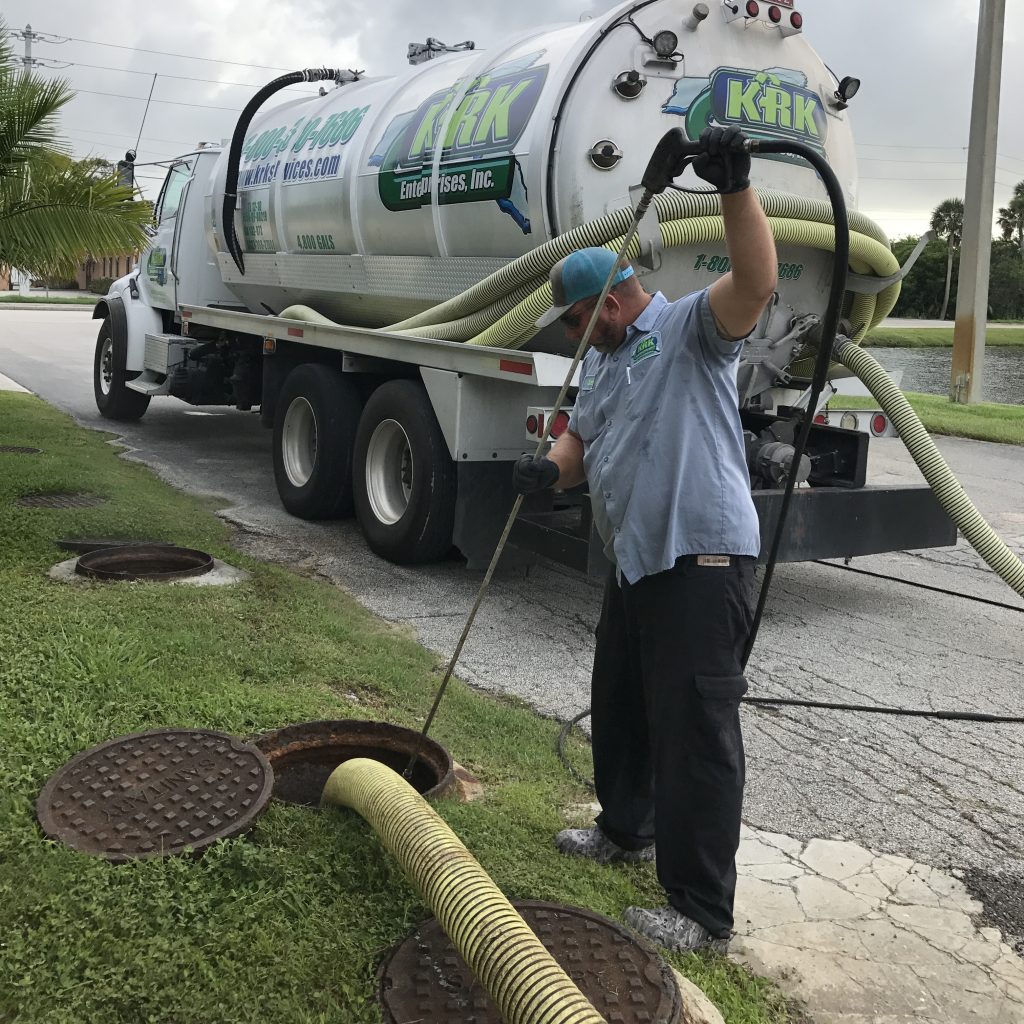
[
  {"xmin": 930, "ymin": 198, "xmax": 964, "ymax": 321},
  {"xmin": 997, "ymin": 181, "xmax": 1024, "ymax": 260},
  {"xmin": 0, "ymin": 20, "xmax": 150, "ymax": 280}
]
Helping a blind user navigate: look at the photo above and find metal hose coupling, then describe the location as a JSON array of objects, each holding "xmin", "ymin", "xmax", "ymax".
[{"xmin": 322, "ymin": 758, "xmax": 607, "ymax": 1024}]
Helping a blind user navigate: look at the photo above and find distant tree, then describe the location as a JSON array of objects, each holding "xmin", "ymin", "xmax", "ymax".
[
  {"xmin": 997, "ymin": 181, "xmax": 1024, "ymax": 260},
  {"xmin": 890, "ymin": 236, "xmax": 953, "ymax": 319},
  {"xmin": 930, "ymin": 198, "xmax": 965, "ymax": 321},
  {"xmin": 0, "ymin": 19, "xmax": 150, "ymax": 279}
]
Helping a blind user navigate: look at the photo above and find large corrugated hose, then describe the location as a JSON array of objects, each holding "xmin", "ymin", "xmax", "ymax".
[
  {"xmin": 836, "ymin": 341, "xmax": 1024, "ymax": 597},
  {"xmin": 321, "ymin": 758, "xmax": 607, "ymax": 1024}
]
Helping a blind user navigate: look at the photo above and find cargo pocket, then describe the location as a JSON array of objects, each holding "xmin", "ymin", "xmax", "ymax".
[
  {"xmin": 693, "ymin": 674, "xmax": 747, "ymax": 778},
  {"xmin": 695, "ymin": 674, "xmax": 748, "ymax": 702}
]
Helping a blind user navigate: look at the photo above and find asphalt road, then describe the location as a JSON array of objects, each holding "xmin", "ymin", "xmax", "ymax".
[{"xmin": 2, "ymin": 308, "xmax": 1023, "ymax": 947}]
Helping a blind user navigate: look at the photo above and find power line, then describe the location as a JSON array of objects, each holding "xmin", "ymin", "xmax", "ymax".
[
  {"xmin": 38, "ymin": 31, "xmax": 294, "ymax": 72},
  {"xmin": 53, "ymin": 58, "xmax": 311, "ymax": 93},
  {"xmin": 63, "ymin": 85, "xmax": 241, "ymax": 112}
]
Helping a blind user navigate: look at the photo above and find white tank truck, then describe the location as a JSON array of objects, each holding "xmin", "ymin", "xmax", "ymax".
[{"xmin": 92, "ymin": 0, "xmax": 956, "ymax": 571}]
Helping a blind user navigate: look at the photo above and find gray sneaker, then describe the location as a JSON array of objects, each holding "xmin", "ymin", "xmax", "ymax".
[
  {"xmin": 555, "ymin": 826, "xmax": 655, "ymax": 864},
  {"xmin": 624, "ymin": 905, "xmax": 729, "ymax": 953}
]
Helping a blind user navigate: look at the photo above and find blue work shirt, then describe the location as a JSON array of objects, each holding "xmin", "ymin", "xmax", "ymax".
[{"xmin": 567, "ymin": 289, "xmax": 760, "ymax": 584}]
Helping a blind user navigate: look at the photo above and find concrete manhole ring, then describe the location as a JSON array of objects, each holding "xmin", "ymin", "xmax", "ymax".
[
  {"xmin": 255, "ymin": 719, "xmax": 456, "ymax": 805},
  {"xmin": 377, "ymin": 899, "xmax": 684, "ymax": 1024},
  {"xmin": 36, "ymin": 729, "xmax": 274, "ymax": 862}
]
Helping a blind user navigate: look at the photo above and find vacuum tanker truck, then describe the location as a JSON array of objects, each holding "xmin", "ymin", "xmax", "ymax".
[{"xmin": 91, "ymin": 0, "xmax": 955, "ymax": 571}]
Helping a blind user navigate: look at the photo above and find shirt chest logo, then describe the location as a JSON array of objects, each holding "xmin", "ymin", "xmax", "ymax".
[
  {"xmin": 630, "ymin": 333, "xmax": 662, "ymax": 365},
  {"xmin": 581, "ymin": 373, "xmax": 598, "ymax": 393}
]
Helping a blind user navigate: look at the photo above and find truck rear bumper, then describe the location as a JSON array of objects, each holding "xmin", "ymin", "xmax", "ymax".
[{"xmin": 509, "ymin": 486, "xmax": 957, "ymax": 577}]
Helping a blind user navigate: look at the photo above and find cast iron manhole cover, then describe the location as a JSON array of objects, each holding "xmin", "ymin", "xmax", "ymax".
[
  {"xmin": 0, "ymin": 445, "xmax": 42, "ymax": 454},
  {"xmin": 37, "ymin": 729, "xmax": 274, "ymax": 862},
  {"xmin": 74, "ymin": 544, "xmax": 215, "ymax": 581},
  {"xmin": 17, "ymin": 492, "xmax": 106, "ymax": 509},
  {"xmin": 378, "ymin": 900, "xmax": 682, "ymax": 1024}
]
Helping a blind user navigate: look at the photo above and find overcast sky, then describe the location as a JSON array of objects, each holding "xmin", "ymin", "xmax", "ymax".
[{"xmin": 5, "ymin": 0, "xmax": 1022, "ymax": 241}]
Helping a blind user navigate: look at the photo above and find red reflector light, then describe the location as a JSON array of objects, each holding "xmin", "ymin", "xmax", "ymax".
[
  {"xmin": 790, "ymin": 11, "xmax": 803, "ymax": 28},
  {"xmin": 813, "ymin": 413, "xmax": 827, "ymax": 425},
  {"xmin": 745, "ymin": 0, "xmax": 759, "ymax": 15},
  {"xmin": 768, "ymin": 5, "xmax": 782, "ymax": 21},
  {"xmin": 526, "ymin": 414, "xmax": 538, "ymax": 435},
  {"xmin": 499, "ymin": 358, "xmax": 533, "ymax": 376},
  {"xmin": 871, "ymin": 413, "xmax": 888, "ymax": 436},
  {"xmin": 551, "ymin": 411, "xmax": 570, "ymax": 438}
]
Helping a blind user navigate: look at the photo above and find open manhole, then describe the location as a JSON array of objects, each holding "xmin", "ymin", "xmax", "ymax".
[
  {"xmin": 255, "ymin": 719, "xmax": 455, "ymax": 805},
  {"xmin": 36, "ymin": 729, "xmax": 274, "ymax": 862},
  {"xmin": 58, "ymin": 537, "xmax": 171, "ymax": 555},
  {"xmin": 0, "ymin": 445, "xmax": 42, "ymax": 454},
  {"xmin": 17, "ymin": 491, "xmax": 106, "ymax": 509},
  {"xmin": 74, "ymin": 544, "xmax": 214, "ymax": 581},
  {"xmin": 378, "ymin": 900, "xmax": 683, "ymax": 1024}
]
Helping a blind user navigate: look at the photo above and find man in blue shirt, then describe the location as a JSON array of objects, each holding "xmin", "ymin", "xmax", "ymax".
[{"xmin": 514, "ymin": 128, "xmax": 775, "ymax": 953}]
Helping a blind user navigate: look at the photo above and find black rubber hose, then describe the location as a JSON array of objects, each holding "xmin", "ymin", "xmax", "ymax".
[
  {"xmin": 222, "ymin": 68, "xmax": 343, "ymax": 274},
  {"xmin": 740, "ymin": 139, "xmax": 851, "ymax": 668}
]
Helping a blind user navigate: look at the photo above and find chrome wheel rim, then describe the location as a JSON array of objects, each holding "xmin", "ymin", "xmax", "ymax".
[
  {"xmin": 365, "ymin": 419, "xmax": 413, "ymax": 525},
  {"xmin": 99, "ymin": 337, "xmax": 114, "ymax": 396},
  {"xmin": 281, "ymin": 397, "xmax": 317, "ymax": 487}
]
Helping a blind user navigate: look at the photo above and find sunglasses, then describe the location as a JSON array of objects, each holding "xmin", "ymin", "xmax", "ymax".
[{"xmin": 559, "ymin": 299, "xmax": 600, "ymax": 329}]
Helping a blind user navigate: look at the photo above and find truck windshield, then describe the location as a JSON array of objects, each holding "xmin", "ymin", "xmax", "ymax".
[{"xmin": 155, "ymin": 159, "xmax": 194, "ymax": 225}]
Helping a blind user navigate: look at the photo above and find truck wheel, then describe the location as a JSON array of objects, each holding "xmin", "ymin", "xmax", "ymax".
[
  {"xmin": 273, "ymin": 364, "xmax": 362, "ymax": 519},
  {"xmin": 93, "ymin": 317, "xmax": 150, "ymax": 421},
  {"xmin": 354, "ymin": 380, "xmax": 456, "ymax": 564}
]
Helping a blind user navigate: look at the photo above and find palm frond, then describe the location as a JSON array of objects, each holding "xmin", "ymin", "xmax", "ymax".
[{"xmin": 0, "ymin": 162, "xmax": 151, "ymax": 277}]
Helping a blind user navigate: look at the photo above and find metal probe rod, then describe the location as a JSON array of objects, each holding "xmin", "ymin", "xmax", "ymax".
[{"xmin": 403, "ymin": 191, "xmax": 656, "ymax": 780}]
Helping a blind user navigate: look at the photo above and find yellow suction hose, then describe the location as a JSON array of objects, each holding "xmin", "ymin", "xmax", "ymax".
[
  {"xmin": 836, "ymin": 341, "xmax": 1024, "ymax": 597},
  {"xmin": 322, "ymin": 758, "xmax": 608, "ymax": 1024}
]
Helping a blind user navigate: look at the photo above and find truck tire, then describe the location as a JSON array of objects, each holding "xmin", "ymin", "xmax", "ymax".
[
  {"xmin": 354, "ymin": 380, "xmax": 456, "ymax": 564},
  {"xmin": 273, "ymin": 364, "xmax": 362, "ymax": 519},
  {"xmin": 93, "ymin": 317, "xmax": 150, "ymax": 421}
]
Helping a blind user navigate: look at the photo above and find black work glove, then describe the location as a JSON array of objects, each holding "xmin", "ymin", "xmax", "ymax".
[
  {"xmin": 641, "ymin": 128, "xmax": 693, "ymax": 195},
  {"xmin": 512, "ymin": 455, "xmax": 560, "ymax": 494},
  {"xmin": 692, "ymin": 126, "xmax": 751, "ymax": 194}
]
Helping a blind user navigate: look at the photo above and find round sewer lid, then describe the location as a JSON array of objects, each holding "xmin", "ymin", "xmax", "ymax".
[
  {"xmin": 74, "ymin": 544, "xmax": 214, "ymax": 581},
  {"xmin": 36, "ymin": 729, "xmax": 274, "ymax": 862},
  {"xmin": 0, "ymin": 445, "xmax": 42, "ymax": 454},
  {"xmin": 18, "ymin": 491, "xmax": 106, "ymax": 509},
  {"xmin": 377, "ymin": 900, "xmax": 683, "ymax": 1024}
]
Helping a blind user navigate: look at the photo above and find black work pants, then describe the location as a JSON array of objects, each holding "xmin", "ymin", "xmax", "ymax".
[{"xmin": 592, "ymin": 555, "xmax": 755, "ymax": 938}]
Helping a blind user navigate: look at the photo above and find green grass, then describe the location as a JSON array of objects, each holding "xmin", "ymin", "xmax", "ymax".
[
  {"xmin": 827, "ymin": 390, "xmax": 1024, "ymax": 445},
  {"xmin": 863, "ymin": 327, "xmax": 1024, "ymax": 347},
  {"xmin": 0, "ymin": 295, "xmax": 96, "ymax": 304},
  {"xmin": 0, "ymin": 393, "xmax": 793, "ymax": 1024}
]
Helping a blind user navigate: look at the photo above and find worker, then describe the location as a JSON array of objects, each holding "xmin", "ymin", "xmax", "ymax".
[{"xmin": 513, "ymin": 127, "xmax": 775, "ymax": 953}]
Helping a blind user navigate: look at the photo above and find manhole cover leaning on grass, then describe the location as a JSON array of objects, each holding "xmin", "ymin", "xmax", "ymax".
[
  {"xmin": 74, "ymin": 544, "xmax": 214, "ymax": 581},
  {"xmin": 17, "ymin": 492, "xmax": 106, "ymax": 509},
  {"xmin": 255, "ymin": 719, "xmax": 456, "ymax": 806},
  {"xmin": 0, "ymin": 446, "xmax": 42, "ymax": 454},
  {"xmin": 36, "ymin": 729, "xmax": 274, "ymax": 862},
  {"xmin": 378, "ymin": 900, "xmax": 684, "ymax": 1024}
]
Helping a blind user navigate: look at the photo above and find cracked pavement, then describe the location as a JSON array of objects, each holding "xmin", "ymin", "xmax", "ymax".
[{"xmin": 2, "ymin": 309, "xmax": 1023, "ymax": 1022}]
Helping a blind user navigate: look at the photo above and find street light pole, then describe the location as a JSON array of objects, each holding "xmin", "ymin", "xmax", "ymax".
[{"xmin": 949, "ymin": 0, "xmax": 1006, "ymax": 405}]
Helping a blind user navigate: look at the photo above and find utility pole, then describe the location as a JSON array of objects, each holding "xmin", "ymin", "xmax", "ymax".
[
  {"xmin": 950, "ymin": 0, "xmax": 1005, "ymax": 405},
  {"xmin": 13, "ymin": 24, "xmax": 37, "ymax": 72}
]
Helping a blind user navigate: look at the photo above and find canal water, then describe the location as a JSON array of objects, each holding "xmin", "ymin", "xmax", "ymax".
[{"xmin": 867, "ymin": 347, "xmax": 1024, "ymax": 405}]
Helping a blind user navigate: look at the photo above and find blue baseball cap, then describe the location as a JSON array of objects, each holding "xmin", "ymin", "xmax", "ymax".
[{"xmin": 535, "ymin": 247, "xmax": 635, "ymax": 329}]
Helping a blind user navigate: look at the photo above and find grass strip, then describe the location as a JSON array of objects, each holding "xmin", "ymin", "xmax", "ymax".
[
  {"xmin": 863, "ymin": 327, "xmax": 1024, "ymax": 347},
  {"xmin": 827, "ymin": 390, "xmax": 1024, "ymax": 445},
  {"xmin": 0, "ymin": 295, "xmax": 96, "ymax": 304},
  {"xmin": 0, "ymin": 392, "xmax": 793, "ymax": 1024}
]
